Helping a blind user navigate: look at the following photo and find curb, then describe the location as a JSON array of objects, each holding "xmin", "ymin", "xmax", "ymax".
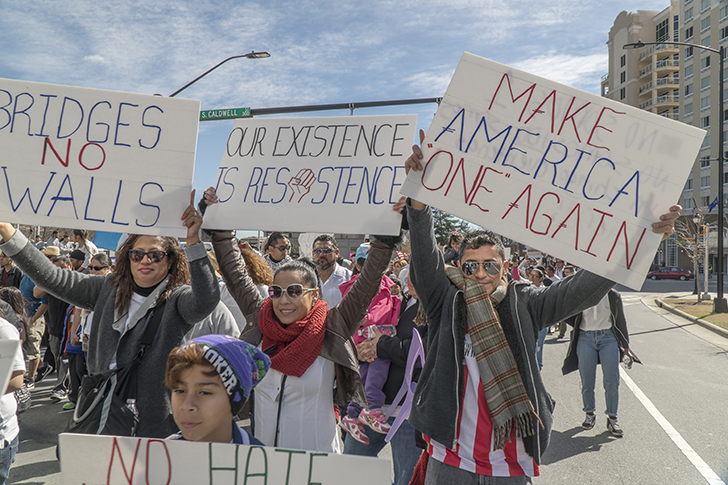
[{"xmin": 654, "ymin": 298, "xmax": 728, "ymax": 340}]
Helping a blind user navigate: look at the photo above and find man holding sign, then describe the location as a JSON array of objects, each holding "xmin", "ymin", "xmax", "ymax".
[{"xmin": 403, "ymin": 131, "xmax": 679, "ymax": 484}]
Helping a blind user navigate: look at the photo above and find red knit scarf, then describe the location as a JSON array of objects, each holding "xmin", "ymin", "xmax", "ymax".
[{"xmin": 259, "ymin": 298, "xmax": 328, "ymax": 378}]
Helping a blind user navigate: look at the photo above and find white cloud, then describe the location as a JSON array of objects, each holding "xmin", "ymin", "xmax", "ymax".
[{"xmin": 512, "ymin": 50, "xmax": 608, "ymax": 94}]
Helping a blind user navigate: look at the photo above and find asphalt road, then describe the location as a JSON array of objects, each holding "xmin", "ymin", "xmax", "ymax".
[{"xmin": 8, "ymin": 280, "xmax": 728, "ymax": 484}]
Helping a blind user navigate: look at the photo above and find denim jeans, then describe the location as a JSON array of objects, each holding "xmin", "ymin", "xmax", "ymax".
[
  {"xmin": 424, "ymin": 456, "xmax": 533, "ymax": 484},
  {"xmin": 0, "ymin": 435, "xmax": 19, "ymax": 485},
  {"xmin": 576, "ymin": 329, "xmax": 620, "ymax": 416},
  {"xmin": 344, "ymin": 416, "xmax": 421, "ymax": 485},
  {"xmin": 536, "ymin": 327, "xmax": 548, "ymax": 371}
]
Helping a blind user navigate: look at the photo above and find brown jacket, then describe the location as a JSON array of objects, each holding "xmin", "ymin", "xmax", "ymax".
[{"xmin": 211, "ymin": 231, "xmax": 392, "ymax": 409}]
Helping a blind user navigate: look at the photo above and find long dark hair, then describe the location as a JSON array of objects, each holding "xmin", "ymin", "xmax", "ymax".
[
  {"xmin": 113, "ymin": 235, "xmax": 190, "ymax": 314},
  {"xmin": 0, "ymin": 287, "xmax": 29, "ymax": 338}
]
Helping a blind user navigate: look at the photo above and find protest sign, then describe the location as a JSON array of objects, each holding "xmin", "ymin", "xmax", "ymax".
[
  {"xmin": 59, "ymin": 433, "xmax": 391, "ymax": 484},
  {"xmin": 400, "ymin": 53, "xmax": 706, "ymax": 289},
  {"xmin": 202, "ymin": 115, "xmax": 417, "ymax": 235},
  {"xmin": 0, "ymin": 340, "xmax": 20, "ymax": 396},
  {"xmin": 0, "ymin": 78, "xmax": 200, "ymax": 237}
]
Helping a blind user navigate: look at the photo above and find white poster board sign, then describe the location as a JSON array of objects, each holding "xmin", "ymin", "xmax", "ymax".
[
  {"xmin": 202, "ymin": 115, "xmax": 417, "ymax": 235},
  {"xmin": 0, "ymin": 78, "xmax": 200, "ymax": 237},
  {"xmin": 59, "ymin": 433, "xmax": 391, "ymax": 484},
  {"xmin": 401, "ymin": 53, "xmax": 706, "ymax": 289},
  {"xmin": 0, "ymin": 340, "xmax": 20, "ymax": 395}
]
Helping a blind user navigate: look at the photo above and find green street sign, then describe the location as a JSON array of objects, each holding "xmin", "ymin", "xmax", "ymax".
[{"xmin": 199, "ymin": 107, "xmax": 251, "ymax": 121}]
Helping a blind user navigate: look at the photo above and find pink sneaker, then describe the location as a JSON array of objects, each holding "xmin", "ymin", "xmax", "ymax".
[
  {"xmin": 358, "ymin": 408, "xmax": 391, "ymax": 434},
  {"xmin": 339, "ymin": 416, "xmax": 370, "ymax": 445}
]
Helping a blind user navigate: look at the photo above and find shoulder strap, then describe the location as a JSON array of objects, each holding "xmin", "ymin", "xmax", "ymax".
[{"xmin": 132, "ymin": 301, "xmax": 166, "ymax": 366}]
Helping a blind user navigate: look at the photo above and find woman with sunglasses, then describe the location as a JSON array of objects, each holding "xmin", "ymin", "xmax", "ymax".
[
  {"xmin": 200, "ymin": 187, "xmax": 398, "ymax": 453},
  {"xmin": 0, "ymin": 193, "xmax": 220, "ymax": 438}
]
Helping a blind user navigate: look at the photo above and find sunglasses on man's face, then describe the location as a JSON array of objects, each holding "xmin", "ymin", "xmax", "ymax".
[
  {"xmin": 89, "ymin": 265, "xmax": 108, "ymax": 271},
  {"xmin": 273, "ymin": 245, "xmax": 290, "ymax": 252},
  {"xmin": 461, "ymin": 260, "xmax": 502, "ymax": 276},
  {"xmin": 268, "ymin": 284, "xmax": 316, "ymax": 300},
  {"xmin": 313, "ymin": 248, "xmax": 334, "ymax": 255},
  {"xmin": 128, "ymin": 249, "xmax": 167, "ymax": 263}
]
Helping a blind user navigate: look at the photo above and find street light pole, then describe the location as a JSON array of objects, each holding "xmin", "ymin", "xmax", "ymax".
[
  {"xmin": 624, "ymin": 40, "xmax": 728, "ymax": 312},
  {"xmin": 168, "ymin": 51, "xmax": 270, "ymax": 98}
]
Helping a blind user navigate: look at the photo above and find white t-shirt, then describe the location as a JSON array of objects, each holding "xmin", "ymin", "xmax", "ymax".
[
  {"xmin": 320, "ymin": 264, "xmax": 352, "ymax": 309},
  {"xmin": 0, "ymin": 320, "xmax": 25, "ymax": 446},
  {"xmin": 254, "ymin": 356, "xmax": 339, "ymax": 453},
  {"xmin": 580, "ymin": 294, "xmax": 613, "ymax": 332}
]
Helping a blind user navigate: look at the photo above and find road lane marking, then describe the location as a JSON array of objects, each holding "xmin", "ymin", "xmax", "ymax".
[{"xmin": 621, "ymin": 368, "xmax": 725, "ymax": 485}]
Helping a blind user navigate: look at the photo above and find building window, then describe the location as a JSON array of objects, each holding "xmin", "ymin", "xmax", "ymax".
[
  {"xmin": 703, "ymin": 36, "xmax": 712, "ymax": 46},
  {"xmin": 701, "ymin": 95, "xmax": 711, "ymax": 110},
  {"xmin": 686, "ymin": 64, "xmax": 694, "ymax": 78},
  {"xmin": 702, "ymin": 115, "xmax": 711, "ymax": 128},
  {"xmin": 701, "ymin": 76, "xmax": 711, "ymax": 91},
  {"xmin": 701, "ymin": 155, "xmax": 711, "ymax": 167},
  {"xmin": 675, "ymin": 15, "xmax": 680, "ymax": 41},
  {"xmin": 686, "ymin": 179, "xmax": 694, "ymax": 190},
  {"xmin": 686, "ymin": 7, "xmax": 694, "ymax": 21},
  {"xmin": 702, "ymin": 196, "xmax": 712, "ymax": 206},
  {"xmin": 686, "ymin": 46, "xmax": 694, "ymax": 59},
  {"xmin": 701, "ymin": 16, "xmax": 711, "ymax": 32},
  {"xmin": 620, "ymin": 87, "xmax": 626, "ymax": 100},
  {"xmin": 686, "ymin": 26, "xmax": 694, "ymax": 40},
  {"xmin": 686, "ymin": 83, "xmax": 694, "ymax": 96},
  {"xmin": 721, "ymin": 5, "xmax": 728, "ymax": 19},
  {"xmin": 684, "ymin": 198, "xmax": 695, "ymax": 209},
  {"xmin": 701, "ymin": 56, "xmax": 712, "ymax": 71},
  {"xmin": 657, "ymin": 18, "xmax": 670, "ymax": 41},
  {"xmin": 620, "ymin": 55, "xmax": 626, "ymax": 67},
  {"xmin": 702, "ymin": 0, "xmax": 711, "ymax": 12},
  {"xmin": 702, "ymin": 134, "xmax": 711, "ymax": 148},
  {"xmin": 686, "ymin": 102, "xmax": 694, "ymax": 116},
  {"xmin": 620, "ymin": 71, "xmax": 626, "ymax": 83}
]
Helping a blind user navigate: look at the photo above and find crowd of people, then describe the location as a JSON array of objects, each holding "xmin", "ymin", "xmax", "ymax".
[{"xmin": 0, "ymin": 137, "xmax": 681, "ymax": 484}]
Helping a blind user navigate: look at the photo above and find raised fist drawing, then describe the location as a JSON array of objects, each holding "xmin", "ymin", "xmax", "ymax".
[{"xmin": 288, "ymin": 168, "xmax": 316, "ymax": 203}]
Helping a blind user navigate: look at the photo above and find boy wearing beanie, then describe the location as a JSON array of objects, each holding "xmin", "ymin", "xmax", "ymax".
[{"xmin": 165, "ymin": 335, "xmax": 270, "ymax": 445}]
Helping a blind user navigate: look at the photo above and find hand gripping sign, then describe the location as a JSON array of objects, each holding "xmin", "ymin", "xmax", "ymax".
[
  {"xmin": 59, "ymin": 433, "xmax": 391, "ymax": 485},
  {"xmin": 0, "ymin": 78, "xmax": 200, "ymax": 237},
  {"xmin": 400, "ymin": 53, "xmax": 705, "ymax": 290},
  {"xmin": 202, "ymin": 115, "xmax": 417, "ymax": 235}
]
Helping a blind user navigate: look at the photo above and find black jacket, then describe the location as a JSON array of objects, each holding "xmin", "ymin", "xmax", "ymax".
[
  {"xmin": 561, "ymin": 289, "xmax": 630, "ymax": 375},
  {"xmin": 0, "ymin": 265, "xmax": 23, "ymax": 289}
]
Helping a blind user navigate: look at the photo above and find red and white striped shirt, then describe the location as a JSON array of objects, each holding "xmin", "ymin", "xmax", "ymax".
[{"xmin": 424, "ymin": 333, "xmax": 538, "ymax": 477}]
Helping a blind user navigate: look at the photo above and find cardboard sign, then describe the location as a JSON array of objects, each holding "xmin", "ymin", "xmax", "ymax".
[
  {"xmin": 400, "ymin": 53, "xmax": 706, "ymax": 289},
  {"xmin": 0, "ymin": 78, "xmax": 200, "ymax": 237},
  {"xmin": 202, "ymin": 115, "xmax": 417, "ymax": 235},
  {"xmin": 59, "ymin": 433, "xmax": 391, "ymax": 484},
  {"xmin": 0, "ymin": 340, "xmax": 20, "ymax": 395}
]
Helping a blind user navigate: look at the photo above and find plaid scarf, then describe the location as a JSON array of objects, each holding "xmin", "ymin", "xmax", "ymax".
[{"xmin": 445, "ymin": 266, "xmax": 536, "ymax": 450}]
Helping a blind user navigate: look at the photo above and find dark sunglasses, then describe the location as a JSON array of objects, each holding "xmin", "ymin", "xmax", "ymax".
[
  {"xmin": 462, "ymin": 260, "xmax": 502, "ymax": 276},
  {"xmin": 89, "ymin": 265, "xmax": 108, "ymax": 271},
  {"xmin": 268, "ymin": 284, "xmax": 316, "ymax": 300},
  {"xmin": 273, "ymin": 245, "xmax": 291, "ymax": 252},
  {"xmin": 128, "ymin": 249, "xmax": 167, "ymax": 263},
  {"xmin": 313, "ymin": 248, "xmax": 334, "ymax": 255}
]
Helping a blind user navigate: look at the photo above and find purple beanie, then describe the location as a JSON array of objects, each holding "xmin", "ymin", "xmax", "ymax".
[{"xmin": 187, "ymin": 335, "xmax": 271, "ymax": 415}]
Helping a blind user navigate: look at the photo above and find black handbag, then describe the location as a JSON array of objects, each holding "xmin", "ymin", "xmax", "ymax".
[{"xmin": 64, "ymin": 302, "xmax": 165, "ymax": 437}]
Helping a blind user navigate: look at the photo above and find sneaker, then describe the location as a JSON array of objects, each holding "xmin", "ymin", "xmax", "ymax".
[
  {"xmin": 582, "ymin": 413, "xmax": 596, "ymax": 430},
  {"xmin": 22, "ymin": 380, "xmax": 34, "ymax": 390},
  {"xmin": 34, "ymin": 366, "xmax": 53, "ymax": 383},
  {"xmin": 62, "ymin": 401, "xmax": 76, "ymax": 410},
  {"xmin": 339, "ymin": 416, "xmax": 370, "ymax": 445},
  {"xmin": 50, "ymin": 389, "xmax": 66, "ymax": 402},
  {"xmin": 607, "ymin": 416, "xmax": 623, "ymax": 437},
  {"xmin": 359, "ymin": 409, "xmax": 392, "ymax": 435}
]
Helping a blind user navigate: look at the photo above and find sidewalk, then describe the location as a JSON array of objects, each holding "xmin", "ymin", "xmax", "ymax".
[
  {"xmin": 655, "ymin": 292, "xmax": 728, "ymax": 340},
  {"xmin": 10, "ymin": 373, "xmax": 68, "ymax": 484}
]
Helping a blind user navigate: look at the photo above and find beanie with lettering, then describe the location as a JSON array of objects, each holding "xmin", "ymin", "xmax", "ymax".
[{"xmin": 188, "ymin": 335, "xmax": 271, "ymax": 415}]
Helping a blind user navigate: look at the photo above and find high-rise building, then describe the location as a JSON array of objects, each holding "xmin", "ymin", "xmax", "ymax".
[{"xmin": 603, "ymin": 1, "xmax": 683, "ymax": 268}]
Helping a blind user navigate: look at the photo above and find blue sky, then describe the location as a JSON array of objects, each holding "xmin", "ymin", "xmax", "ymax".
[{"xmin": 1, "ymin": 0, "xmax": 669, "ymax": 210}]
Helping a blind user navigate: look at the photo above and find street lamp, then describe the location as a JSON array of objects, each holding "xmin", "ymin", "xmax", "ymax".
[
  {"xmin": 624, "ymin": 39, "xmax": 728, "ymax": 313},
  {"xmin": 169, "ymin": 51, "xmax": 271, "ymax": 97}
]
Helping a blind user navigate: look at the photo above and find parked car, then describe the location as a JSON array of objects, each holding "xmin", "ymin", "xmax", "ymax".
[{"xmin": 646, "ymin": 267, "xmax": 694, "ymax": 281}]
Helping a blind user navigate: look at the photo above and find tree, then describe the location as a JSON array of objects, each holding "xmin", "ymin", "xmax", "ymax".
[
  {"xmin": 675, "ymin": 216, "xmax": 705, "ymax": 302},
  {"xmin": 432, "ymin": 208, "xmax": 472, "ymax": 246}
]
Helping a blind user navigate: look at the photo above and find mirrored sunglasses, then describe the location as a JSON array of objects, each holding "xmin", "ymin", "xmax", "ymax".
[
  {"xmin": 268, "ymin": 284, "xmax": 316, "ymax": 300},
  {"xmin": 273, "ymin": 245, "xmax": 291, "ymax": 252},
  {"xmin": 462, "ymin": 260, "xmax": 502, "ymax": 276},
  {"xmin": 128, "ymin": 249, "xmax": 167, "ymax": 263},
  {"xmin": 313, "ymin": 248, "xmax": 334, "ymax": 255}
]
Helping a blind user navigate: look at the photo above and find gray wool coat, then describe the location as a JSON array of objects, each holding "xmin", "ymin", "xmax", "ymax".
[{"xmin": 0, "ymin": 232, "xmax": 219, "ymax": 438}]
